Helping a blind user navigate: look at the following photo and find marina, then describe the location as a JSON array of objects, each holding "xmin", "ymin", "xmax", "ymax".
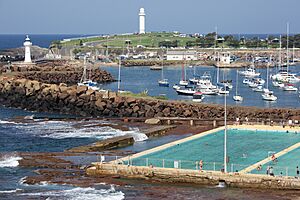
[{"xmin": 101, "ymin": 65, "xmax": 300, "ymax": 108}]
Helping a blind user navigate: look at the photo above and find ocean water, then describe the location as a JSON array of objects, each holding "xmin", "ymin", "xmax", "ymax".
[
  {"xmin": 1, "ymin": 108, "xmax": 300, "ymax": 199},
  {"xmin": 101, "ymin": 65, "xmax": 300, "ymax": 108},
  {"xmin": 0, "ymin": 34, "xmax": 282, "ymax": 51},
  {"xmin": 0, "ymin": 34, "xmax": 96, "ymax": 50},
  {"xmin": 0, "ymin": 107, "xmax": 135, "ymax": 199}
]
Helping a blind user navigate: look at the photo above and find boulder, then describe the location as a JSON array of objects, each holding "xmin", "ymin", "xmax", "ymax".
[
  {"xmin": 76, "ymin": 86, "xmax": 87, "ymax": 95},
  {"xmin": 145, "ymin": 118, "xmax": 161, "ymax": 125}
]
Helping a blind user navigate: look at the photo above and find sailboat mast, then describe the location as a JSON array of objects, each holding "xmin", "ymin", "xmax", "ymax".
[
  {"xmin": 235, "ymin": 70, "xmax": 238, "ymax": 96},
  {"xmin": 80, "ymin": 56, "xmax": 87, "ymax": 83},
  {"xmin": 293, "ymin": 43, "xmax": 295, "ymax": 64},
  {"xmin": 182, "ymin": 52, "xmax": 186, "ymax": 81},
  {"xmin": 117, "ymin": 58, "xmax": 121, "ymax": 92},
  {"xmin": 286, "ymin": 22, "xmax": 289, "ymax": 72},
  {"xmin": 217, "ymin": 52, "xmax": 220, "ymax": 83},
  {"xmin": 267, "ymin": 62, "xmax": 269, "ymax": 90},
  {"xmin": 161, "ymin": 54, "xmax": 164, "ymax": 80},
  {"xmin": 279, "ymin": 35, "xmax": 282, "ymax": 70}
]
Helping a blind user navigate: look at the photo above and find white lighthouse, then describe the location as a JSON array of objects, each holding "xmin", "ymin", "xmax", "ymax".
[
  {"xmin": 23, "ymin": 35, "xmax": 32, "ymax": 63},
  {"xmin": 139, "ymin": 8, "xmax": 145, "ymax": 34}
]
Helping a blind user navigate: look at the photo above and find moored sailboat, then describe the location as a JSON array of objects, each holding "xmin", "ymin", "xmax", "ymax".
[{"xmin": 233, "ymin": 70, "xmax": 243, "ymax": 101}]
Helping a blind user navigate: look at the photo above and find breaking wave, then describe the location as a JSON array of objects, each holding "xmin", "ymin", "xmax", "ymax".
[
  {"xmin": 7, "ymin": 120, "xmax": 142, "ymax": 140},
  {"xmin": 0, "ymin": 154, "xmax": 22, "ymax": 168},
  {"xmin": 19, "ymin": 185, "xmax": 125, "ymax": 200},
  {"xmin": 0, "ymin": 189, "xmax": 23, "ymax": 194}
]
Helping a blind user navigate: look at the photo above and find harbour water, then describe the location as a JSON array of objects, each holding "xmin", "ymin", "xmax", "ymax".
[{"xmin": 101, "ymin": 65, "xmax": 300, "ymax": 108}]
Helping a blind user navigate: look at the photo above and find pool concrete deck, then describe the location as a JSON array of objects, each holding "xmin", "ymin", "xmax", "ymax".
[
  {"xmin": 233, "ymin": 124, "xmax": 300, "ymax": 133},
  {"xmin": 87, "ymin": 124, "xmax": 300, "ymax": 190}
]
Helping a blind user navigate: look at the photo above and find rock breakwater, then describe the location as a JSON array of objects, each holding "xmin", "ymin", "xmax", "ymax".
[
  {"xmin": 0, "ymin": 77, "xmax": 299, "ymax": 121},
  {"xmin": 1, "ymin": 60, "xmax": 115, "ymax": 85}
]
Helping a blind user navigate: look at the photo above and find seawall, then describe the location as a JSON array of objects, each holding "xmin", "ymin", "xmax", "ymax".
[
  {"xmin": 0, "ymin": 77, "xmax": 299, "ymax": 120},
  {"xmin": 86, "ymin": 163, "xmax": 300, "ymax": 190}
]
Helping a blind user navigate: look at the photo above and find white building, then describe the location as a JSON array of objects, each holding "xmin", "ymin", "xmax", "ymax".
[
  {"xmin": 139, "ymin": 8, "xmax": 145, "ymax": 34},
  {"xmin": 23, "ymin": 35, "xmax": 32, "ymax": 63},
  {"xmin": 166, "ymin": 51, "xmax": 198, "ymax": 61},
  {"xmin": 219, "ymin": 52, "xmax": 231, "ymax": 64}
]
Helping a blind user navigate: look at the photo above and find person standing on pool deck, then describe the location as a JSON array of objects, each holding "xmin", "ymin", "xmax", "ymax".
[
  {"xmin": 297, "ymin": 166, "xmax": 299, "ymax": 177},
  {"xmin": 266, "ymin": 166, "xmax": 270, "ymax": 175},
  {"xmin": 199, "ymin": 160, "xmax": 203, "ymax": 170},
  {"xmin": 269, "ymin": 167, "xmax": 274, "ymax": 176}
]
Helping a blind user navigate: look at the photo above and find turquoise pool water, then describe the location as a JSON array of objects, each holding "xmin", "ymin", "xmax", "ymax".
[
  {"xmin": 252, "ymin": 146, "xmax": 300, "ymax": 177},
  {"xmin": 128, "ymin": 129, "xmax": 300, "ymax": 172}
]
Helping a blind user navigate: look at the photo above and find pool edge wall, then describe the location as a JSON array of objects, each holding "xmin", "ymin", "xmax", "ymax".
[{"xmin": 86, "ymin": 163, "xmax": 300, "ymax": 190}]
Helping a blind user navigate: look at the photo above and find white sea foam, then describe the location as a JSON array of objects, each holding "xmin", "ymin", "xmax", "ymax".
[
  {"xmin": 18, "ymin": 176, "xmax": 28, "ymax": 186},
  {"xmin": 0, "ymin": 120, "xmax": 19, "ymax": 124},
  {"xmin": 19, "ymin": 185, "xmax": 125, "ymax": 200},
  {"xmin": 0, "ymin": 189, "xmax": 23, "ymax": 194},
  {"xmin": 3, "ymin": 119, "xmax": 142, "ymax": 140},
  {"xmin": 129, "ymin": 128, "xmax": 148, "ymax": 142},
  {"xmin": 0, "ymin": 155, "xmax": 22, "ymax": 168}
]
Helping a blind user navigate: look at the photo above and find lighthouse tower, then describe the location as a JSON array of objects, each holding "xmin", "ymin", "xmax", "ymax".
[
  {"xmin": 23, "ymin": 35, "xmax": 32, "ymax": 63},
  {"xmin": 139, "ymin": 8, "xmax": 145, "ymax": 34}
]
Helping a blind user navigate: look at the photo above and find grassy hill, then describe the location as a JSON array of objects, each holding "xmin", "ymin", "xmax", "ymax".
[{"xmin": 58, "ymin": 32, "xmax": 197, "ymax": 48}]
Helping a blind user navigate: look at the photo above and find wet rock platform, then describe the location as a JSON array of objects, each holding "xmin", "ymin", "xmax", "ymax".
[{"xmin": 67, "ymin": 125, "xmax": 176, "ymax": 153}]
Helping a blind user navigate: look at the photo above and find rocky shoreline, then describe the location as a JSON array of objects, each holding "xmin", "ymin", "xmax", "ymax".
[
  {"xmin": 0, "ymin": 77, "xmax": 299, "ymax": 121},
  {"xmin": 1, "ymin": 60, "xmax": 115, "ymax": 85}
]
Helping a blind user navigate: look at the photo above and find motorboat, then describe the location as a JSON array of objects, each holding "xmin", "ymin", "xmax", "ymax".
[
  {"xmin": 173, "ymin": 84, "xmax": 181, "ymax": 90},
  {"xmin": 150, "ymin": 65, "xmax": 162, "ymax": 70},
  {"xmin": 192, "ymin": 92, "xmax": 204, "ymax": 102},
  {"xmin": 272, "ymin": 81, "xmax": 284, "ymax": 87},
  {"xmin": 233, "ymin": 95, "xmax": 243, "ymax": 101},
  {"xmin": 271, "ymin": 70, "xmax": 300, "ymax": 83},
  {"xmin": 158, "ymin": 79, "xmax": 169, "ymax": 87},
  {"xmin": 200, "ymin": 88, "xmax": 218, "ymax": 95},
  {"xmin": 197, "ymin": 72, "xmax": 217, "ymax": 89},
  {"xmin": 179, "ymin": 80, "xmax": 189, "ymax": 86},
  {"xmin": 248, "ymin": 81, "xmax": 258, "ymax": 88},
  {"xmin": 239, "ymin": 67, "xmax": 260, "ymax": 77},
  {"xmin": 217, "ymin": 81, "xmax": 232, "ymax": 90},
  {"xmin": 176, "ymin": 88, "xmax": 196, "ymax": 96},
  {"xmin": 253, "ymin": 78, "xmax": 265, "ymax": 85},
  {"xmin": 218, "ymin": 87, "xmax": 229, "ymax": 95},
  {"xmin": 243, "ymin": 79, "xmax": 251, "ymax": 84},
  {"xmin": 262, "ymin": 91, "xmax": 277, "ymax": 101},
  {"xmin": 189, "ymin": 77, "xmax": 200, "ymax": 84},
  {"xmin": 283, "ymin": 84, "xmax": 298, "ymax": 91},
  {"xmin": 252, "ymin": 85, "xmax": 264, "ymax": 92}
]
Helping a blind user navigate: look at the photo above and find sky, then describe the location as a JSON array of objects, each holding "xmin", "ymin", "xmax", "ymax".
[{"xmin": 0, "ymin": 0, "xmax": 299, "ymax": 34}]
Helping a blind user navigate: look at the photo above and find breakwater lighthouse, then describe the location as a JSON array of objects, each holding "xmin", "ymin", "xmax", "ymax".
[
  {"xmin": 139, "ymin": 8, "xmax": 145, "ymax": 34},
  {"xmin": 24, "ymin": 35, "xmax": 32, "ymax": 63}
]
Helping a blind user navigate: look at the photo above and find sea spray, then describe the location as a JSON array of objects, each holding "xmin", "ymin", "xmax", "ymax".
[
  {"xmin": 18, "ymin": 185, "xmax": 125, "ymax": 200},
  {"xmin": 0, "ymin": 154, "xmax": 22, "ymax": 168},
  {"xmin": 128, "ymin": 128, "xmax": 148, "ymax": 142}
]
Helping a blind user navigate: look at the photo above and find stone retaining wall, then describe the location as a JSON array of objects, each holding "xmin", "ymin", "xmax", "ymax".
[
  {"xmin": 0, "ymin": 77, "xmax": 299, "ymax": 120},
  {"xmin": 86, "ymin": 163, "xmax": 300, "ymax": 190}
]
